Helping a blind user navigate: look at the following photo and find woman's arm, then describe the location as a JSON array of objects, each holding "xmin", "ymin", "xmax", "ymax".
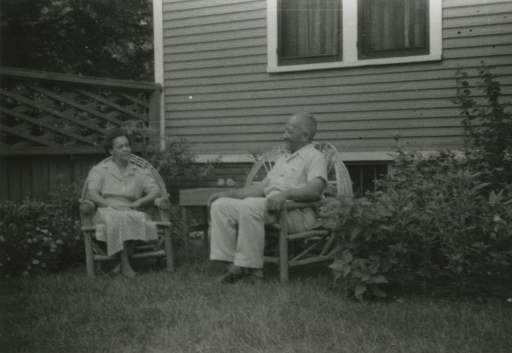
[
  {"xmin": 86, "ymin": 168, "xmax": 122, "ymax": 209},
  {"xmin": 129, "ymin": 188, "xmax": 160, "ymax": 209},
  {"xmin": 88, "ymin": 189, "xmax": 121, "ymax": 209},
  {"xmin": 130, "ymin": 170, "xmax": 162, "ymax": 208}
]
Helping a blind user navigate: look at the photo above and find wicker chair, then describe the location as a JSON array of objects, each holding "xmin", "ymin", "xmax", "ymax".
[
  {"xmin": 79, "ymin": 154, "xmax": 174, "ymax": 277},
  {"xmin": 245, "ymin": 142, "xmax": 353, "ymax": 283}
]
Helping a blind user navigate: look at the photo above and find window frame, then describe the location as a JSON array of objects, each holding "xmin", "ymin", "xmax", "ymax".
[
  {"xmin": 277, "ymin": 0, "xmax": 343, "ymax": 66},
  {"xmin": 267, "ymin": 0, "xmax": 442, "ymax": 73}
]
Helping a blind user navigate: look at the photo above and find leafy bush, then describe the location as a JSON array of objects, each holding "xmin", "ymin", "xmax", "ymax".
[
  {"xmin": 328, "ymin": 150, "xmax": 512, "ymax": 300},
  {"xmin": 141, "ymin": 136, "xmax": 214, "ymax": 193},
  {"xmin": 328, "ymin": 65, "xmax": 512, "ymax": 300},
  {"xmin": 0, "ymin": 185, "xmax": 83, "ymax": 277},
  {"xmin": 455, "ymin": 64, "xmax": 512, "ymax": 190}
]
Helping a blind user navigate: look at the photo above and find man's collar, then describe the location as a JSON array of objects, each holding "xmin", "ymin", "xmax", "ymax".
[{"xmin": 285, "ymin": 143, "xmax": 314, "ymax": 160}]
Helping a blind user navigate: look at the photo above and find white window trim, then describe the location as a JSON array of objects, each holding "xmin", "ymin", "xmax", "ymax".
[{"xmin": 267, "ymin": 0, "xmax": 442, "ymax": 73}]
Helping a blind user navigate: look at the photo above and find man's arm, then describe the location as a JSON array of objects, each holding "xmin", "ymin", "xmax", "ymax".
[
  {"xmin": 207, "ymin": 179, "xmax": 269, "ymax": 206},
  {"xmin": 266, "ymin": 177, "xmax": 325, "ymax": 211}
]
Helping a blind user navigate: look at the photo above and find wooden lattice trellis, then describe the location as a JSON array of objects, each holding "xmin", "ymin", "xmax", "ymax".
[{"xmin": 0, "ymin": 67, "xmax": 162, "ymax": 154}]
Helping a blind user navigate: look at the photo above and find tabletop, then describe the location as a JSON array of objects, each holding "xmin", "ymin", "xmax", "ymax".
[{"xmin": 179, "ymin": 187, "xmax": 233, "ymax": 206}]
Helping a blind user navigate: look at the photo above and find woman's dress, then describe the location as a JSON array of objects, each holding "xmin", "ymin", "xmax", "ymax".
[{"xmin": 87, "ymin": 160, "xmax": 159, "ymax": 256}]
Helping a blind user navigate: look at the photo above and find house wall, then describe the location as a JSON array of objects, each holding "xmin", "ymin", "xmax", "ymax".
[{"xmin": 161, "ymin": 0, "xmax": 512, "ymax": 158}]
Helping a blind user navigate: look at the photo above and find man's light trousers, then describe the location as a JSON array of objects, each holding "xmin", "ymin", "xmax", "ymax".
[{"xmin": 209, "ymin": 197, "xmax": 267, "ymax": 269}]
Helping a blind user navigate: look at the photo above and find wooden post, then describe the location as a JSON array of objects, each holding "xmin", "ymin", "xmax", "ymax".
[{"xmin": 148, "ymin": 86, "xmax": 164, "ymax": 151}]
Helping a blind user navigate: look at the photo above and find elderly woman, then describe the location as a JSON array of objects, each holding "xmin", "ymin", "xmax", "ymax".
[{"xmin": 86, "ymin": 129, "xmax": 160, "ymax": 277}]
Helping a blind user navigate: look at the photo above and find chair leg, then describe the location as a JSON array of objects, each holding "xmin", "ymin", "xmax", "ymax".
[
  {"xmin": 279, "ymin": 210, "xmax": 289, "ymax": 283},
  {"xmin": 83, "ymin": 231, "xmax": 95, "ymax": 278},
  {"xmin": 279, "ymin": 231, "xmax": 289, "ymax": 283},
  {"xmin": 164, "ymin": 229, "xmax": 174, "ymax": 272}
]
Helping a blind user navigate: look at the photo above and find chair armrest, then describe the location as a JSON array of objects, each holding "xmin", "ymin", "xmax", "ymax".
[
  {"xmin": 283, "ymin": 200, "xmax": 320, "ymax": 211},
  {"xmin": 79, "ymin": 199, "xmax": 96, "ymax": 215},
  {"xmin": 78, "ymin": 199, "xmax": 96, "ymax": 227},
  {"xmin": 155, "ymin": 197, "xmax": 171, "ymax": 222},
  {"xmin": 154, "ymin": 197, "xmax": 171, "ymax": 210},
  {"xmin": 266, "ymin": 201, "xmax": 320, "ymax": 228}
]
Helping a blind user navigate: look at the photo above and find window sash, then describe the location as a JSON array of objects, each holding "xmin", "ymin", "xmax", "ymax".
[
  {"xmin": 358, "ymin": 0, "xmax": 429, "ymax": 59},
  {"xmin": 278, "ymin": 0, "xmax": 342, "ymax": 65}
]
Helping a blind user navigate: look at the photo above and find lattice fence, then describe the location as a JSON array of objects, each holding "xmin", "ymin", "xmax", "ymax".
[{"xmin": 0, "ymin": 67, "xmax": 161, "ymax": 154}]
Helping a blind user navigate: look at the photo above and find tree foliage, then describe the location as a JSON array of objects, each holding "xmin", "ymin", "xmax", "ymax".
[{"xmin": 0, "ymin": 0, "xmax": 153, "ymax": 80}]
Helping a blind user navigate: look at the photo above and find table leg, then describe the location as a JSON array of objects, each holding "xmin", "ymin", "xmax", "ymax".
[
  {"xmin": 181, "ymin": 207, "xmax": 189, "ymax": 260},
  {"xmin": 203, "ymin": 207, "xmax": 210, "ymax": 255}
]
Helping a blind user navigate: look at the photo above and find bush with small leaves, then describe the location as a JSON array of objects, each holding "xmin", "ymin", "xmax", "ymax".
[
  {"xmin": 328, "ymin": 65, "xmax": 512, "ymax": 300},
  {"xmin": 327, "ymin": 149, "xmax": 512, "ymax": 300},
  {"xmin": 0, "ymin": 185, "xmax": 83, "ymax": 277}
]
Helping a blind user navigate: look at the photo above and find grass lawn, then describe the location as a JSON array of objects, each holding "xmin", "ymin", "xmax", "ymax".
[{"xmin": 1, "ymin": 259, "xmax": 511, "ymax": 353}]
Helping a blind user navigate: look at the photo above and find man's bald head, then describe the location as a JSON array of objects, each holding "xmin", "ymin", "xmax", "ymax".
[
  {"xmin": 283, "ymin": 112, "xmax": 318, "ymax": 152},
  {"xmin": 290, "ymin": 112, "xmax": 317, "ymax": 142}
]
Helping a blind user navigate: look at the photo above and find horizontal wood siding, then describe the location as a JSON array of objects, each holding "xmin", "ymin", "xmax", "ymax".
[{"xmin": 162, "ymin": 0, "xmax": 512, "ymax": 156}]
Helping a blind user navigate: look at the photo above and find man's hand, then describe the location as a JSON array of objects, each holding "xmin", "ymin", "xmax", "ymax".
[{"xmin": 266, "ymin": 192, "xmax": 288, "ymax": 212}]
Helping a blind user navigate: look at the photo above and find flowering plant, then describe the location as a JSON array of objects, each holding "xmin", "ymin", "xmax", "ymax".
[{"xmin": 0, "ymin": 187, "xmax": 82, "ymax": 277}]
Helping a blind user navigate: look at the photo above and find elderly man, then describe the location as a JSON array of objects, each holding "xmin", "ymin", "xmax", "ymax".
[{"xmin": 209, "ymin": 113, "xmax": 327, "ymax": 283}]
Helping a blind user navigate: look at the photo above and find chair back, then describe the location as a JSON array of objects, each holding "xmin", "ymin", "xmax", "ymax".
[
  {"xmin": 80, "ymin": 154, "xmax": 169, "ymax": 200},
  {"xmin": 245, "ymin": 142, "xmax": 353, "ymax": 199}
]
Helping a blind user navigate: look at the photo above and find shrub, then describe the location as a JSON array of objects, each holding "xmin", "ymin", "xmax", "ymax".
[
  {"xmin": 328, "ymin": 65, "xmax": 512, "ymax": 300},
  {"xmin": 327, "ymin": 150, "xmax": 512, "ymax": 300},
  {"xmin": 455, "ymin": 64, "xmax": 512, "ymax": 190},
  {"xmin": 141, "ymin": 136, "xmax": 214, "ymax": 193},
  {"xmin": 0, "ymin": 185, "xmax": 83, "ymax": 277}
]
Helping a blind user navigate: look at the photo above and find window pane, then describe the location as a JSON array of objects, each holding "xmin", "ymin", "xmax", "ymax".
[
  {"xmin": 279, "ymin": 0, "xmax": 341, "ymax": 65},
  {"xmin": 358, "ymin": 0, "xmax": 429, "ymax": 59}
]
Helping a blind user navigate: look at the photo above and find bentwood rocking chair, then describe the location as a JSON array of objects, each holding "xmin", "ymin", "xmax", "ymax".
[
  {"xmin": 245, "ymin": 142, "xmax": 353, "ymax": 283},
  {"xmin": 79, "ymin": 154, "xmax": 174, "ymax": 277}
]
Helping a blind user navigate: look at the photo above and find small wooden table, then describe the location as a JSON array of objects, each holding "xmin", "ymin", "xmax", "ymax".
[
  {"xmin": 179, "ymin": 188, "xmax": 232, "ymax": 257},
  {"xmin": 179, "ymin": 188, "xmax": 228, "ymax": 208}
]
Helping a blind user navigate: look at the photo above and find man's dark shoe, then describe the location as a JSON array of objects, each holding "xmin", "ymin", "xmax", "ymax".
[
  {"xmin": 245, "ymin": 269, "xmax": 264, "ymax": 284},
  {"xmin": 217, "ymin": 265, "xmax": 245, "ymax": 284}
]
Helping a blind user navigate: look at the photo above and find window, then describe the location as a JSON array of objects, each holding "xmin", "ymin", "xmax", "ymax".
[
  {"xmin": 267, "ymin": 0, "xmax": 441, "ymax": 72},
  {"xmin": 278, "ymin": 0, "xmax": 342, "ymax": 65},
  {"xmin": 359, "ymin": 0, "xmax": 429, "ymax": 59}
]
